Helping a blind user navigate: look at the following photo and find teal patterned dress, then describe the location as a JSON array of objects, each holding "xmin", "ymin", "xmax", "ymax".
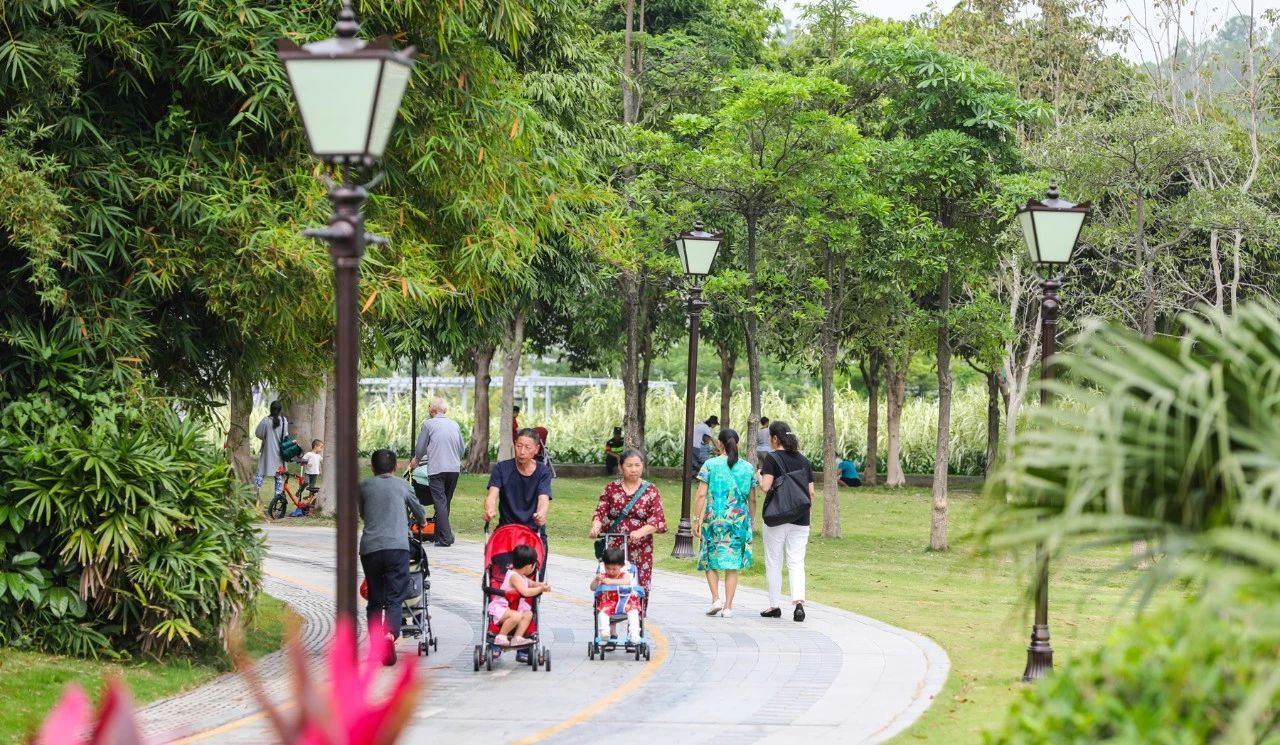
[{"xmin": 696, "ymin": 455, "xmax": 757, "ymax": 571}]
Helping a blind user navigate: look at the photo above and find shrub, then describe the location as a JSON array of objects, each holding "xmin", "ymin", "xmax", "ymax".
[
  {"xmin": 986, "ymin": 604, "xmax": 1280, "ymax": 744},
  {"xmin": 0, "ymin": 377, "xmax": 264, "ymax": 658}
]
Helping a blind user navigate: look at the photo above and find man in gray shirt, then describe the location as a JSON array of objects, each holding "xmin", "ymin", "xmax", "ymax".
[
  {"xmin": 359, "ymin": 449, "xmax": 426, "ymax": 666},
  {"xmin": 410, "ymin": 397, "xmax": 465, "ymax": 547}
]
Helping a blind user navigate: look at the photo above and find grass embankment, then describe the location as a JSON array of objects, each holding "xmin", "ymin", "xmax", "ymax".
[
  {"xmin": 0, "ymin": 593, "xmax": 294, "ymax": 744},
  {"xmin": 262, "ymin": 471, "xmax": 1149, "ymax": 743}
]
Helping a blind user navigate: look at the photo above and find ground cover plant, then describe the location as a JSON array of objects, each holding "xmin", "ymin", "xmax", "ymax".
[{"xmin": 0, "ymin": 593, "xmax": 292, "ymax": 744}]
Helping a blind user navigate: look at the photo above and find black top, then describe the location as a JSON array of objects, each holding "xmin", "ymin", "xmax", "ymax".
[
  {"xmin": 760, "ymin": 450, "xmax": 814, "ymax": 527},
  {"xmin": 605, "ymin": 436, "xmax": 624, "ymax": 449},
  {"xmin": 488, "ymin": 459, "xmax": 554, "ymax": 529}
]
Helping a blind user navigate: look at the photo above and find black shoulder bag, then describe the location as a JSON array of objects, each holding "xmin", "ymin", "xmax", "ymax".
[
  {"xmin": 594, "ymin": 481, "xmax": 648, "ymax": 560},
  {"xmin": 762, "ymin": 453, "xmax": 811, "ymax": 527}
]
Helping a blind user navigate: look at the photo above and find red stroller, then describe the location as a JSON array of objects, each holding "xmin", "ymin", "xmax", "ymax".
[{"xmin": 474, "ymin": 523, "xmax": 551, "ymax": 672}]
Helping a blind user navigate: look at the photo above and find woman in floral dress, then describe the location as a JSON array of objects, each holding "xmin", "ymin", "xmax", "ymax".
[
  {"xmin": 589, "ymin": 448, "xmax": 668, "ymax": 592},
  {"xmin": 694, "ymin": 428, "xmax": 757, "ymax": 618}
]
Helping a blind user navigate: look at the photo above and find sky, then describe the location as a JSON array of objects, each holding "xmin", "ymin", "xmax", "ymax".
[{"xmin": 776, "ymin": 0, "xmax": 1280, "ymax": 60}]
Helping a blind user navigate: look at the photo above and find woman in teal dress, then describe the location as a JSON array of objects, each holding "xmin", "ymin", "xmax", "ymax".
[{"xmin": 693, "ymin": 428, "xmax": 757, "ymax": 618}]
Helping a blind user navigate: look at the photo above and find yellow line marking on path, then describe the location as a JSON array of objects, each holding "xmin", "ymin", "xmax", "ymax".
[
  {"xmin": 176, "ymin": 563, "xmax": 670, "ymax": 745},
  {"xmin": 511, "ymin": 622, "xmax": 670, "ymax": 745}
]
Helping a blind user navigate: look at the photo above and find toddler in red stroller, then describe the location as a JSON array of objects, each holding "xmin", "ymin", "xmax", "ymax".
[{"xmin": 474, "ymin": 523, "xmax": 552, "ymax": 672}]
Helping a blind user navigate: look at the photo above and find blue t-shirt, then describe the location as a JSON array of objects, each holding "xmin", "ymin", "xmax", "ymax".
[
  {"xmin": 488, "ymin": 459, "xmax": 553, "ymax": 529},
  {"xmin": 838, "ymin": 459, "xmax": 861, "ymax": 480}
]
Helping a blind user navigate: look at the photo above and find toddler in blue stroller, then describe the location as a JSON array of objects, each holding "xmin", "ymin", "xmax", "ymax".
[{"xmin": 588, "ymin": 541, "xmax": 650, "ymax": 661}]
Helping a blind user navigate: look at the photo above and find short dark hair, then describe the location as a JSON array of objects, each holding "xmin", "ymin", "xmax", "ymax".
[
  {"xmin": 706, "ymin": 415, "xmax": 719, "ymax": 426},
  {"xmin": 370, "ymin": 448, "xmax": 397, "ymax": 475},
  {"xmin": 601, "ymin": 547, "xmax": 625, "ymax": 566},
  {"xmin": 760, "ymin": 416, "xmax": 770, "ymax": 426},
  {"xmin": 512, "ymin": 544, "xmax": 538, "ymax": 570},
  {"xmin": 311, "ymin": 439, "xmax": 323, "ymax": 448},
  {"xmin": 513, "ymin": 405, "xmax": 521, "ymax": 413}
]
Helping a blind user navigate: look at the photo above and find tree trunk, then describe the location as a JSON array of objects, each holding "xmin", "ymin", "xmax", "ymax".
[
  {"xmin": 1209, "ymin": 228, "xmax": 1224, "ymax": 312},
  {"xmin": 717, "ymin": 341, "xmax": 736, "ymax": 429},
  {"xmin": 227, "ymin": 372, "xmax": 255, "ymax": 484},
  {"xmin": 463, "ymin": 343, "xmax": 495, "ymax": 473},
  {"xmin": 1136, "ymin": 195, "xmax": 1157, "ymax": 340},
  {"xmin": 931, "ymin": 268, "xmax": 952, "ymax": 551},
  {"xmin": 859, "ymin": 352, "xmax": 881, "ymax": 486},
  {"xmin": 819, "ymin": 301, "xmax": 841, "ymax": 538},
  {"xmin": 497, "ymin": 313, "xmax": 525, "ymax": 461},
  {"xmin": 885, "ymin": 354, "xmax": 908, "ymax": 487},
  {"xmin": 743, "ymin": 212, "xmax": 762, "ymax": 465},
  {"xmin": 1230, "ymin": 230, "xmax": 1243, "ymax": 315},
  {"xmin": 317, "ymin": 370, "xmax": 337, "ymax": 514},
  {"xmin": 621, "ymin": 0, "xmax": 637, "ymax": 125},
  {"xmin": 636, "ymin": 279, "xmax": 655, "ymax": 444},
  {"xmin": 620, "ymin": 268, "xmax": 643, "ymax": 448},
  {"xmin": 984, "ymin": 370, "xmax": 1000, "ymax": 479}
]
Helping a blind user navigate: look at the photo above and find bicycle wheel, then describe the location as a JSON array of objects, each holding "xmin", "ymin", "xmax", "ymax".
[{"xmin": 268, "ymin": 495, "xmax": 288, "ymax": 520}]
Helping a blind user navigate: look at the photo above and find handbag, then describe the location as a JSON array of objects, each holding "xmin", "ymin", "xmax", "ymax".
[
  {"xmin": 762, "ymin": 453, "xmax": 811, "ymax": 527},
  {"xmin": 277, "ymin": 420, "xmax": 302, "ymax": 462},
  {"xmin": 594, "ymin": 481, "xmax": 649, "ymax": 560}
]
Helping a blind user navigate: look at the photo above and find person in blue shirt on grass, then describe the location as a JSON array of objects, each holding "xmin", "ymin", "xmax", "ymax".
[{"xmin": 837, "ymin": 456, "xmax": 862, "ymax": 487}]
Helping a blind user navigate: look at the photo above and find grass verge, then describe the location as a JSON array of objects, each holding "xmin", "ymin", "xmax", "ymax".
[
  {"xmin": 264, "ymin": 470, "xmax": 1153, "ymax": 743},
  {"xmin": 0, "ymin": 592, "xmax": 294, "ymax": 744}
]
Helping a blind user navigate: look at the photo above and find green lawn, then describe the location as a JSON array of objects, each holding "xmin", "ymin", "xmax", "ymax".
[
  {"xmin": 268, "ymin": 470, "xmax": 1149, "ymax": 743},
  {"xmin": 0, "ymin": 592, "xmax": 293, "ymax": 744}
]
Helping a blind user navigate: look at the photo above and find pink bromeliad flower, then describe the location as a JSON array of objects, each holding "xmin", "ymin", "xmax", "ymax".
[{"xmin": 33, "ymin": 678, "xmax": 145, "ymax": 745}]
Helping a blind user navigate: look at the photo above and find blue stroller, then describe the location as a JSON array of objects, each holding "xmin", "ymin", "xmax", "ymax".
[{"xmin": 587, "ymin": 534, "xmax": 651, "ymax": 662}]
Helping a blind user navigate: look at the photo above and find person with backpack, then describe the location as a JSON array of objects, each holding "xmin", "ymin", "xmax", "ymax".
[
  {"xmin": 757, "ymin": 420, "xmax": 815, "ymax": 623},
  {"xmin": 254, "ymin": 400, "xmax": 291, "ymax": 499}
]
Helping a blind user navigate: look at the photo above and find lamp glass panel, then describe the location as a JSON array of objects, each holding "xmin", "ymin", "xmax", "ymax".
[
  {"xmin": 366, "ymin": 60, "xmax": 412, "ymax": 157},
  {"xmin": 1017, "ymin": 210, "xmax": 1039, "ymax": 264},
  {"xmin": 681, "ymin": 237, "xmax": 720, "ymax": 276},
  {"xmin": 1031, "ymin": 210, "xmax": 1086, "ymax": 264},
  {"xmin": 284, "ymin": 58, "xmax": 381, "ymax": 155}
]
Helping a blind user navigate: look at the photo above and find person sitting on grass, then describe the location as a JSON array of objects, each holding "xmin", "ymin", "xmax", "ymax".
[
  {"xmin": 837, "ymin": 456, "xmax": 862, "ymax": 487},
  {"xmin": 591, "ymin": 547, "xmax": 642, "ymax": 647},
  {"xmin": 488, "ymin": 544, "xmax": 551, "ymax": 655}
]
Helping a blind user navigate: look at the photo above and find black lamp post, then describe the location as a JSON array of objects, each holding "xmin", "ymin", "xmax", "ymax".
[
  {"xmin": 671, "ymin": 221, "xmax": 723, "ymax": 559},
  {"xmin": 1016, "ymin": 181, "xmax": 1090, "ymax": 681},
  {"xmin": 277, "ymin": 2, "xmax": 415, "ymax": 625}
]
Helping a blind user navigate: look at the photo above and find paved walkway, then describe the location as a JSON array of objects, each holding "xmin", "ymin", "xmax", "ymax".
[{"xmin": 137, "ymin": 525, "xmax": 948, "ymax": 744}]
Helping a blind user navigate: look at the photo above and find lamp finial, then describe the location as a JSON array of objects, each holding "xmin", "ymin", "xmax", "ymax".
[
  {"xmin": 1046, "ymin": 181, "xmax": 1060, "ymax": 201},
  {"xmin": 336, "ymin": 1, "xmax": 359, "ymax": 39}
]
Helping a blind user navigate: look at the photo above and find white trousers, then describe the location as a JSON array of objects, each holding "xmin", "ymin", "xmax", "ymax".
[
  {"xmin": 764, "ymin": 523, "xmax": 810, "ymax": 608},
  {"xmin": 598, "ymin": 609, "xmax": 640, "ymax": 641}
]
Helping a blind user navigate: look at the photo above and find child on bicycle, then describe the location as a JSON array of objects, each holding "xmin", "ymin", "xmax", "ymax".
[
  {"xmin": 591, "ymin": 547, "xmax": 641, "ymax": 645},
  {"xmin": 488, "ymin": 544, "xmax": 550, "ymax": 650}
]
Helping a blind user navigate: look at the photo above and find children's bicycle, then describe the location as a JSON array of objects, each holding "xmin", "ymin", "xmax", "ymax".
[{"xmin": 267, "ymin": 464, "xmax": 319, "ymax": 520}]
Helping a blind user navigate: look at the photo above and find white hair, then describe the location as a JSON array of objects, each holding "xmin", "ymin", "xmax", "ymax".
[{"xmin": 429, "ymin": 397, "xmax": 448, "ymax": 415}]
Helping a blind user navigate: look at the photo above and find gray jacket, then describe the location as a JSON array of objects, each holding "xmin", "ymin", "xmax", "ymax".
[
  {"xmin": 414, "ymin": 415, "xmax": 464, "ymax": 474},
  {"xmin": 359, "ymin": 474, "xmax": 426, "ymax": 555},
  {"xmin": 254, "ymin": 415, "xmax": 289, "ymax": 479}
]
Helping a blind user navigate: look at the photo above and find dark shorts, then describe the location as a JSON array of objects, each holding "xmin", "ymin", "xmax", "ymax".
[{"xmin": 839, "ymin": 476, "xmax": 861, "ymax": 487}]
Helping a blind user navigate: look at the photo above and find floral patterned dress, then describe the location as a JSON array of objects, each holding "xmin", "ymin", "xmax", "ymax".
[
  {"xmin": 696, "ymin": 455, "xmax": 757, "ymax": 571},
  {"xmin": 592, "ymin": 480, "xmax": 668, "ymax": 591}
]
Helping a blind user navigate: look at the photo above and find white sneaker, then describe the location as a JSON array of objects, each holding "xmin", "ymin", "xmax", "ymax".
[
  {"xmin": 721, "ymin": 608, "xmax": 734, "ymax": 619},
  {"xmin": 706, "ymin": 601, "xmax": 724, "ymax": 616}
]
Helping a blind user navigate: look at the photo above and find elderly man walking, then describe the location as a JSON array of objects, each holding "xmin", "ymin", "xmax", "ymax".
[{"xmin": 411, "ymin": 397, "xmax": 465, "ymax": 547}]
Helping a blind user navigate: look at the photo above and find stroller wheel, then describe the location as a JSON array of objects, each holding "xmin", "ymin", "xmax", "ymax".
[
  {"xmin": 541, "ymin": 649, "xmax": 550, "ymax": 672},
  {"xmin": 644, "ymin": 644, "xmax": 651, "ymax": 661},
  {"xmin": 432, "ymin": 637, "xmax": 438, "ymax": 651},
  {"xmin": 486, "ymin": 648, "xmax": 493, "ymax": 671},
  {"xmin": 418, "ymin": 641, "xmax": 427, "ymax": 657},
  {"xmin": 473, "ymin": 645, "xmax": 482, "ymax": 672},
  {"xmin": 587, "ymin": 642, "xmax": 595, "ymax": 660},
  {"xmin": 635, "ymin": 644, "xmax": 641, "ymax": 661},
  {"xmin": 531, "ymin": 647, "xmax": 539, "ymax": 671}
]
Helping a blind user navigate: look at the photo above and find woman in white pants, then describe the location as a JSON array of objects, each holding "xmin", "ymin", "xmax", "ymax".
[{"xmin": 757, "ymin": 420, "xmax": 815, "ymax": 622}]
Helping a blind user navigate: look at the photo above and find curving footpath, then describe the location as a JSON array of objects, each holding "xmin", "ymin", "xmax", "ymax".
[{"xmin": 136, "ymin": 524, "xmax": 948, "ymax": 744}]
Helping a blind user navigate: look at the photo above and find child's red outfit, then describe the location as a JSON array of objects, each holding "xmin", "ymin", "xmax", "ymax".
[{"xmin": 594, "ymin": 571, "xmax": 641, "ymax": 643}]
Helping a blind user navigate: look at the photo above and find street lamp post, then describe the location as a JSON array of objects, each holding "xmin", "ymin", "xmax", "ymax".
[
  {"xmin": 1016, "ymin": 181, "xmax": 1090, "ymax": 681},
  {"xmin": 277, "ymin": 2, "xmax": 415, "ymax": 625},
  {"xmin": 671, "ymin": 222, "xmax": 723, "ymax": 559}
]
